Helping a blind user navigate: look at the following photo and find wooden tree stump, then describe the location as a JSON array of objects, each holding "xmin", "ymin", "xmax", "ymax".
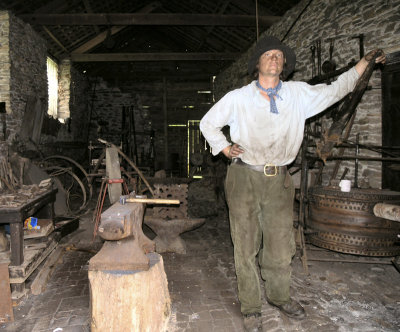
[{"xmin": 89, "ymin": 252, "xmax": 171, "ymax": 332}]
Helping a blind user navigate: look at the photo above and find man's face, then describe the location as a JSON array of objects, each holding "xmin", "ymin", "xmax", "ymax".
[{"xmin": 258, "ymin": 49, "xmax": 285, "ymax": 78}]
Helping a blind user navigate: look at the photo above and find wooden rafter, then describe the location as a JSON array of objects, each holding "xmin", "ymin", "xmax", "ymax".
[
  {"xmin": 120, "ymin": 82, "xmax": 211, "ymax": 91},
  {"xmin": 70, "ymin": 52, "xmax": 239, "ymax": 62},
  {"xmin": 20, "ymin": 13, "xmax": 281, "ymax": 26},
  {"xmin": 196, "ymin": 0, "xmax": 231, "ymax": 51},
  {"xmin": 71, "ymin": 2, "xmax": 161, "ymax": 54},
  {"xmin": 82, "ymin": 0, "xmax": 100, "ymax": 34},
  {"xmin": 42, "ymin": 26, "xmax": 68, "ymax": 53}
]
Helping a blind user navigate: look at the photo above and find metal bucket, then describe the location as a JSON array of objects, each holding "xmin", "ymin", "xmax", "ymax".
[{"xmin": 307, "ymin": 186, "xmax": 400, "ymax": 256}]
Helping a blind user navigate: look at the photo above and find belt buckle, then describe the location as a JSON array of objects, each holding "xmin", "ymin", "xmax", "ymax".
[{"xmin": 264, "ymin": 164, "xmax": 277, "ymax": 177}]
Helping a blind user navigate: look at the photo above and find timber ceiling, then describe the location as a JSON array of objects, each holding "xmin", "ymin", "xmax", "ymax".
[{"xmin": 0, "ymin": 0, "xmax": 301, "ymax": 118}]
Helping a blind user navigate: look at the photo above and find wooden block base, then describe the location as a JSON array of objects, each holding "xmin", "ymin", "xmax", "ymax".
[{"xmin": 89, "ymin": 252, "xmax": 171, "ymax": 332}]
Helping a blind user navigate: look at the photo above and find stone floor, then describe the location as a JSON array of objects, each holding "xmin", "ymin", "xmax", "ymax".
[{"xmin": 1, "ymin": 205, "xmax": 400, "ymax": 332}]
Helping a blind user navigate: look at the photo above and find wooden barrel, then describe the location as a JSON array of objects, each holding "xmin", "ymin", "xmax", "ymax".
[{"xmin": 307, "ymin": 186, "xmax": 400, "ymax": 256}]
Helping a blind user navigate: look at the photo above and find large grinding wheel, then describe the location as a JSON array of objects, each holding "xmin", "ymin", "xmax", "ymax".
[
  {"xmin": 106, "ymin": 147, "xmax": 122, "ymax": 204},
  {"xmin": 190, "ymin": 153, "xmax": 204, "ymax": 166},
  {"xmin": 308, "ymin": 186, "xmax": 400, "ymax": 256}
]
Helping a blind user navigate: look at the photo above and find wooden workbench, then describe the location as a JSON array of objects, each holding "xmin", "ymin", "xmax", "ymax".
[
  {"xmin": 0, "ymin": 186, "xmax": 57, "ymax": 266},
  {"xmin": 0, "ymin": 186, "xmax": 57, "ymax": 300}
]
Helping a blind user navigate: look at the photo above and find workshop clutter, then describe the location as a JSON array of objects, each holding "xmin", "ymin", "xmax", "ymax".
[{"xmin": 24, "ymin": 217, "xmax": 39, "ymax": 230}]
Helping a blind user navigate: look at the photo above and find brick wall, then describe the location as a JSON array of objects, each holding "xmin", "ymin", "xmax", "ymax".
[{"xmin": 213, "ymin": 0, "xmax": 400, "ymax": 188}]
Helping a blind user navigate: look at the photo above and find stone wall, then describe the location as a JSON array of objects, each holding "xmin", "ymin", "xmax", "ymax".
[
  {"xmin": 8, "ymin": 12, "xmax": 47, "ymax": 143},
  {"xmin": 0, "ymin": 12, "xmax": 10, "ymax": 157},
  {"xmin": 0, "ymin": 11, "xmax": 47, "ymax": 155},
  {"xmin": 0, "ymin": 12, "xmax": 10, "ymax": 113},
  {"xmin": 58, "ymin": 59, "xmax": 71, "ymax": 122},
  {"xmin": 38, "ymin": 61, "xmax": 91, "ymax": 162},
  {"xmin": 0, "ymin": 11, "xmax": 91, "ymax": 164},
  {"xmin": 55, "ymin": 60, "xmax": 90, "ymax": 143},
  {"xmin": 69, "ymin": 65, "xmax": 91, "ymax": 142},
  {"xmin": 214, "ymin": 0, "xmax": 400, "ymax": 189},
  {"xmin": 88, "ymin": 78, "xmax": 152, "ymax": 167}
]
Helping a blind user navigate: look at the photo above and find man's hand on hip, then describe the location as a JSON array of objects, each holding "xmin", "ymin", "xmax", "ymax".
[{"xmin": 222, "ymin": 143, "xmax": 245, "ymax": 159}]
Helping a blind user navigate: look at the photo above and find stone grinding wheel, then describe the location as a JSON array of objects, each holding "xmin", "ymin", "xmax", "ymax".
[
  {"xmin": 190, "ymin": 153, "xmax": 203, "ymax": 166},
  {"xmin": 106, "ymin": 147, "xmax": 122, "ymax": 204}
]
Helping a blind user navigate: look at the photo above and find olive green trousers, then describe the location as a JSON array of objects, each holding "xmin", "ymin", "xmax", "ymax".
[{"xmin": 225, "ymin": 163, "xmax": 296, "ymax": 315}]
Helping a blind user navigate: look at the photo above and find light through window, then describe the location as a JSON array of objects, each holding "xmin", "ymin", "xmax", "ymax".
[{"xmin": 47, "ymin": 57, "xmax": 58, "ymax": 118}]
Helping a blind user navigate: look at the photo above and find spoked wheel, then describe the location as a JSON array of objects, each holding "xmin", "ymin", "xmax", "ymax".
[
  {"xmin": 41, "ymin": 165, "xmax": 87, "ymax": 215},
  {"xmin": 41, "ymin": 155, "xmax": 93, "ymax": 210}
]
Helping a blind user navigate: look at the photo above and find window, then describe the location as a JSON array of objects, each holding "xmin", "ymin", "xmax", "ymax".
[{"xmin": 47, "ymin": 57, "xmax": 58, "ymax": 118}]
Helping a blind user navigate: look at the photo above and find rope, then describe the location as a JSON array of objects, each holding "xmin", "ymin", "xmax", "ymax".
[
  {"xmin": 281, "ymin": 0, "xmax": 314, "ymax": 42},
  {"xmin": 255, "ymin": 0, "xmax": 259, "ymax": 41}
]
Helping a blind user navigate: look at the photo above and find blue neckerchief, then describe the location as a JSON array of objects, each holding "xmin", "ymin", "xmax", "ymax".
[{"xmin": 256, "ymin": 80, "xmax": 282, "ymax": 114}]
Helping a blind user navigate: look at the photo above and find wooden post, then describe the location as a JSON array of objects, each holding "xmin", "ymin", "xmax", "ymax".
[
  {"xmin": 163, "ymin": 77, "xmax": 169, "ymax": 169},
  {"xmin": 10, "ymin": 223, "xmax": 23, "ymax": 266},
  {"xmin": 298, "ymin": 138, "xmax": 309, "ymax": 274}
]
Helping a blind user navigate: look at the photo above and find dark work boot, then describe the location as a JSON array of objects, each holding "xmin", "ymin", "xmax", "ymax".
[
  {"xmin": 267, "ymin": 298, "xmax": 306, "ymax": 319},
  {"xmin": 243, "ymin": 312, "xmax": 262, "ymax": 332}
]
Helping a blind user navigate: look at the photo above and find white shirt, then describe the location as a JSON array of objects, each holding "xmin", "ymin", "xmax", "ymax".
[{"xmin": 200, "ymin": 67, "xmax": 360, "ymax": 166}]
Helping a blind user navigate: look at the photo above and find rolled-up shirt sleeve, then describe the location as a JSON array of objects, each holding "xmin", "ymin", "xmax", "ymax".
[
  {"xmin": 300, "ymin": 66, "xmax": 360, "ymax": 119},
  {"xmin": 200, "ymin": 91, "xmax": 236, "ymax": 155}
]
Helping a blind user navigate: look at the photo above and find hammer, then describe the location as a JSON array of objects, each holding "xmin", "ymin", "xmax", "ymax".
[{"xmin": 119, "ymin": 195, "xmax": 180, "ymax": 205}]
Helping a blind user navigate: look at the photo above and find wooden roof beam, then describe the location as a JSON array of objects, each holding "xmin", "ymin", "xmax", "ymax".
[
  {"xmin": 70, "ymin": 52, "xmax": 239, "ymax": 62},
  {"xmin": 42, "ymin": 26, "xmax": 68, "ymax": 53},
  {"xmin": 121, "ymin": 82, "xmax": 211, "ymax": 91},
  {"xmin": 34, "ymin": 0, "xmax": 73, "ymax": 13},
  {"xmin": 196, "ymin": 0, "xmax": 231, "ymax": 51},
  {"xmin": 21, "ymin": 13, "xmax": 281, "ymax": 26},
  {"xmin": 82, "ymin": 0, "xmax": 100, "ymax": 35},
  {"xmin": 71, "ymin": 2, "xmax": 161, "ymax": 54}
]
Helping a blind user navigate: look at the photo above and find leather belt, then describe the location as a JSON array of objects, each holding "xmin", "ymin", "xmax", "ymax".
[{"xmin": 231, "ymin": 158, "xmax": 286, "ymax": 176}]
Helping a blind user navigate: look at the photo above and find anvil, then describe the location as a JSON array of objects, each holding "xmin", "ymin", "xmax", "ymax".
[{"xmin": 89, "ymin": 201, "xmax": 155, "ymax": 271}]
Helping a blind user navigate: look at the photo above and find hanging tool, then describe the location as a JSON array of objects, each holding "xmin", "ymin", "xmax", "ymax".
[
  {"xmin": 322, "ymin": 39, "xmax": 336, "ymax": 74},
  {"xmin": 129, "ymin": 106, "xmax": 139, "ymax": 164},
  {"xmin": 0, "ymin": 102, "xmax": 6, "ymax": 141},
  {"xmin": 121, "ymin": 106, "xmax": 127, "ymax": 155},
  {"xmin": 316, "ymin": 39, "xmax": 322, "ymax": 77},
  {"xmin": 310, "ymin": 44, "xmax": 316, "ymax": 78},
  {"xmin": 317, "ymin": 49, "xmax": 384, "ymax": 162},
  {"xmin": 339, "ymin": 167, "xmax": 349, "ymax": 181}
]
